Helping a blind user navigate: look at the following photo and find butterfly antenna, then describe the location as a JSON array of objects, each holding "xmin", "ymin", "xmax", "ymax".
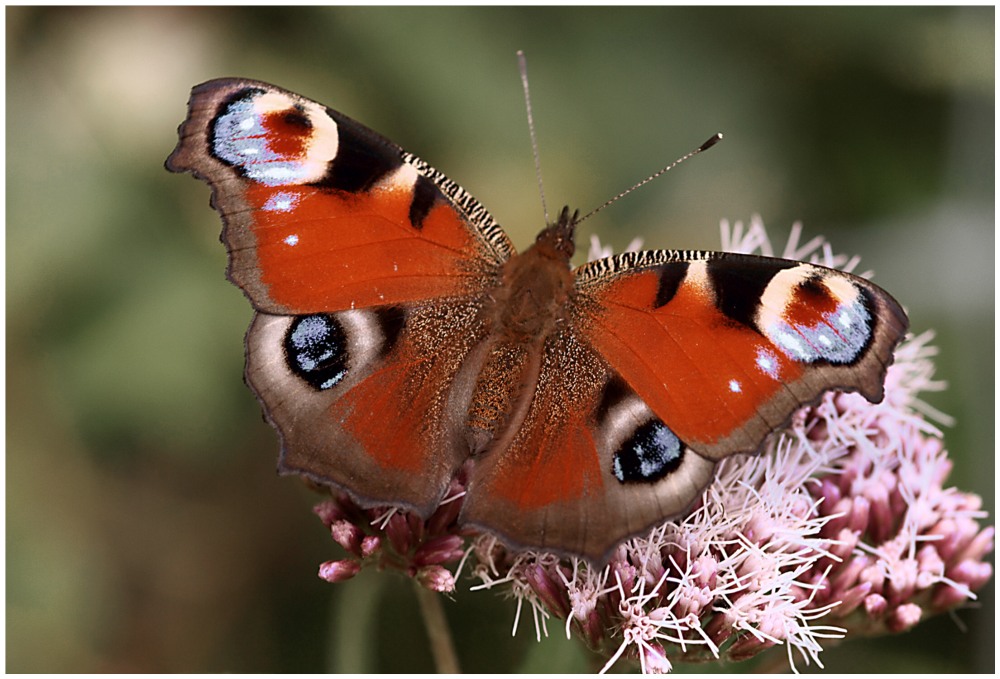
[
  {"xmin": 518, "ymin": 50, "xmax": 550, "ymax": 225},
  {"xmin": 577, "ymin": 132, "xmax": 724, "ymax": 226}
]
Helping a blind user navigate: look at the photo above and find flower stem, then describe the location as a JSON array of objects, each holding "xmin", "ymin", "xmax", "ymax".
[
  {"xmin": 413, "ymin": 581, "xmax": 460, "ymax": 673},
  {"xmin": 329, "ymin": 571, "xmax": 382, "ymax": 672}
]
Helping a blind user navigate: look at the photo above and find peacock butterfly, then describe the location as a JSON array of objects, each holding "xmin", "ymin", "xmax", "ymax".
[{"xmin": 167, "ymin": 77, "xmax": 908, "ymax": 563}]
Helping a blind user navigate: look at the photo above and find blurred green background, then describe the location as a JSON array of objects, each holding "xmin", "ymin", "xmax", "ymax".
[{"xmin": 7, "ymin": 6, "xmax": 993, "ymax": 673}]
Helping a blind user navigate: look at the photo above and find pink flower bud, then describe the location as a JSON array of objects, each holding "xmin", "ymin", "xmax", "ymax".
[
  {"xmin": 864, "ymin": 593, "xmax": 887, "ymax": 618},
  {"xmin": 416, "ymin": 565, "xmax": 456, "ymax": 593},
  {"xmin": 413, "ymin": 534, "xmax": 465, "ymax": 566},
  {"xmin": 860, "ymin": 562, "xmax": 885, "ymax": 594},
  {"xmin": 524, "ymin": 563, "xmax": 571, "ymax": 619},
  {"xmin": 832, "ymin": 552, "xmax": 872, "ymax": 595},
  {"xmin": 313, "ymin": 500, "xmax": 344, "ymax": 527},
  {"xmin": 847, "ymin": 496, "xmax": 871, "ymax": 534},
  {"xmin": 642, "ymin": 642, "xmax": 672, "ymax": 673},
  {"xmin": 318, "ymin": 559, "xmax": 361, "ymax": 583},
  {"xmin": 886, "ymin": 603, "xmax": 922, "ymax": 632},
  {"xmin": 361, "ymin": 535, "xmax": 381, "ymax": 559},
  {"xmin": 948, "ymin": 559, "xmax": 993, "ymax": 592},
  {"xmin": 927, "ymin": 518, "xmax": 961, "ymax": 561},
  {"xmin": 956, "ymin": 526, "xmax": 995, "ymax": 565},
  {"xmin": 384, "ymin": 512, "xmax": 412, "ymax": 555},
  {"xmin": 816, "ymin": 478, "xmax": 842, "ymax": 512},
  {"xmin": 865, "ymin": 483, "xmax": 895, "ymax": 544},
  {"xmin": 834, "ymin": 582, "xmax": 873, "ymax": 617},
  {"xmin": 330, "ymin": 519, "xmax": 363, "ymax": 556},
  {"xmin": 828, "ymin": 527, "xmax": 860, "ymax": 563}
]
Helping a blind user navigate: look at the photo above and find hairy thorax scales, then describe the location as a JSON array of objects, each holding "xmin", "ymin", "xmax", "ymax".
[{"xmin": 465, "ymin": 231, "xmax": 576, "ymax": 454}]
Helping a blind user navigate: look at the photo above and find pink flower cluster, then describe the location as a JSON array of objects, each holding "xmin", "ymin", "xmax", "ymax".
[
  {"xmin": 313, "ymin": 473, "xmax": 467, "ymax": 593},
  {"xmin": 310, "ymin": 217, "xmax": 992, "ymax": 673}
]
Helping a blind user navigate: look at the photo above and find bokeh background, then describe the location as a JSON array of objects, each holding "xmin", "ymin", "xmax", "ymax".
[{"xmin": 7, "ymin": 5, "xmax": 993, "ymax": 673}]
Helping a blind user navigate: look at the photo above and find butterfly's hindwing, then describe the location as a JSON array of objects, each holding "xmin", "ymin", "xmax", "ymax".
[
  {"xmin": 247, "ymin": 300, "xmax": 490, "ymax": 516},
  {"xmin": 462, "ymin": 325, "xmax": 717, "ymax": 562}
]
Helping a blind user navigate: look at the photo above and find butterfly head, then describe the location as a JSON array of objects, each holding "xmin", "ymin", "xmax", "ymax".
[{"xmin": 534, "ymin": 205, "xmax": 578, "ymax": 262}]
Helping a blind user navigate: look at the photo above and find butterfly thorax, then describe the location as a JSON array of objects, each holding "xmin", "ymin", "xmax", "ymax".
[
  {"xmin": 462, "ymin": 208, "xmax": 579, "ymax": 454},
  {"xmin": 488, "ymin": 207, "xmax": 578, "ymax": 344}
]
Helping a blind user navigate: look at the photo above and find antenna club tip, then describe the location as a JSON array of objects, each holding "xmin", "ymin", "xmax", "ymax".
[{"xmin": 700, "ymin": 133, "xmax": 724, "ymax": 151}]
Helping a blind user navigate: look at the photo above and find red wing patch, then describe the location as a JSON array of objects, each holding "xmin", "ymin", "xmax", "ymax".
[
  {"xmin": 243, "ymin": 181, "xmax": 488, "ymax": 313},
  {"xmin": 337, "ymin": 351, "xmax": 443, "ymax": 475},
  {"xmin": 461, "ymin": 327, "xmax": 720, "ymax": 562},
  {"xmin": 582, "ymin": 266, "xmax": 802, "ymax": 448},
  {"xmin": 483, "ymin": 411, "xmax": 604, "ymax": 511}
]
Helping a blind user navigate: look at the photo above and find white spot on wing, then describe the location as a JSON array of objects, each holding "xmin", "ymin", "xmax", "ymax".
[
  {"xmin": 321, "ymin": 371, "xmax": 347, "ymax": 389},
  {"xmin": 264, "ymin": 191, "xmax": 299, "ymax": 212},
  {"xmin": 773, "ymin": 328, "xmax": 812, "ymax": 361},
  {"xmin": 755, "ymin": 348, "xmax": 780, "ymax": 379},
  {"xmin": 258, "ymin": 166, "xmax": 299, "ymax": 182}
]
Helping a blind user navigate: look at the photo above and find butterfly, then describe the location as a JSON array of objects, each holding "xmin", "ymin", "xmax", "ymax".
[{"xmin": 167, "ymin": 78, "xmax": 908, "ymax": 564}]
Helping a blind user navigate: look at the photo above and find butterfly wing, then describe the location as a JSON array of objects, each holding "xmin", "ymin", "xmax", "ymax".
[
  {"xmin": 575, "ymin": 250, "xmax": 908, "ymax": 457},
  {"xmin": 166, "ymin": 78, "xmax": 513, "ymax": 314},
  {"xmin": 246, "ymin": 303, "xmax": 492, "ymax": 515},
  {"xmin": 462, "ymin": 249, "xmax": 907, "ymax": 562},
  {"xmin": 167, "ymin": 79, "xmax": 512, "ymax": 513},
  {"xmin": 461, "ymin": 325, "xmax": 717, "ymax": 562}
]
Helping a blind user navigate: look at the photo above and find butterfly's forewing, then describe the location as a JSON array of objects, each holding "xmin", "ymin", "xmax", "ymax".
[
  {"xmin": 462, "ymin": 249, "xmax": 907, "ymax": 562},
  {"xmin": 167, "ymin": 79, "xmax": 512, "ymax": 513},
  {"xmin": 576, "ymin": 251, "xmax": 908, "ymax": 457},
  {"xmin": 166, "ymin": 79, "xmax": 513, "ymax": 315}
]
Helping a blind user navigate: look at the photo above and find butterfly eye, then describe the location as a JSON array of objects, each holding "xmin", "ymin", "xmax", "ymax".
[
  {"xmin": 612, "ymin": 419, "xmax": 685, "ymax": 483},
  {"xmin": 284, "ymin": 315, "xmax": 349, "ymax": 390}
]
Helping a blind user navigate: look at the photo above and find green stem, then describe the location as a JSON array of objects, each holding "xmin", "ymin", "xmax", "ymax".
[
  {"xmin": 413, "ymin": 581, "xmax": 460, "ymax": 673},
  {"xmin": 329, "ymin": 572, "xmax": 382, "ymax": 672}
]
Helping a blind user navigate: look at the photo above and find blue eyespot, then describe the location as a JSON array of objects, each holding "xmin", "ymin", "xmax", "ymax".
[
  {"xmin": 612, "ymin": 419, "xmax": 684, "ymax": 483},
  {"xmin": 285, "ymin": 315, "xmax": 348, "ymax": 390}
]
